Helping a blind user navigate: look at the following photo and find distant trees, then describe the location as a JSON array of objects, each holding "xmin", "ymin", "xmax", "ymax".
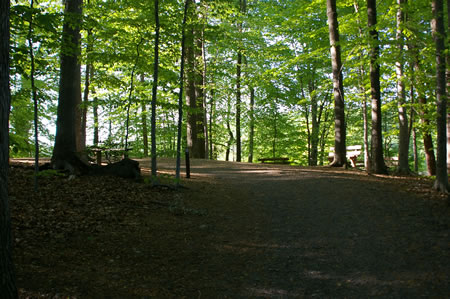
[
  {"xmin": 0, "ymin": 0, "xmax": 18, "ymax": 296},
  {"xmin": 5, "ymin": 0, "xmax": 449, "ymax": 193}
]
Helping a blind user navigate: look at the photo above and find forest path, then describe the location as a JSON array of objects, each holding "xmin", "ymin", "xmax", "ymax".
[{"xmin": 141, "ymin": 158, "xmax": 449, "ymax": 297}]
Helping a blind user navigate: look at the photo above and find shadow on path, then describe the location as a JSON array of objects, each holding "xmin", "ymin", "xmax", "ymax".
[{"xmin": 137, "ymin": 158, "xmax": 449, "ymax": 297}]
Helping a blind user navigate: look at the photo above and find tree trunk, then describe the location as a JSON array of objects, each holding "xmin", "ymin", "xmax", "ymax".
[
  {"xmin": 27, "ymin": 0, "xmax": 39, "ymax": 190},
  {"xmin": 319, "ymin": 109, "xmax": 332, "ymax": 166},
  {"xmin": 209, "ymin": 86, "xmax": 215, "ymax": 160},
  {"xmin": 248, "ymin": 86, "xmax": 255, "ymax": 163},
  {"xmin": 309, "ymin": 77, "xmax": 319, "ymax": 166},
  {"xmin": 175, "ymin": 0, "xmax": 191, "ymax": 183},
  {"xmin": 236, "ymin": 52, "xmax": 242, "ymax": 162},
  {"xmin": 124, "ymin": 37, "xmax": 144, "ymax": 157},
  {"xmin": 151, "ymin": 0, "xmax": 160, "ymax": 178},
  {"xmin": 367, "ymin": 0, "xmax": 387, "ymax": 174},
  {"xmin": 185, "ymin": 25, "xmax": 197, "ymax": 157},
  {"xmin": 327, "ymin": 0, "xmax": 347, "ymax": 167},
  {"xmin": 431, "ymin": 0, "xmax": 448, "ymax": 192},
  {"xmin": 410, "ymin": 82, "xmax": 419, "ymax": 173},
  {"xmin": 195, "ymin": 26, "xmax": 206, "ymax": 159},
  {"xmin": 354, "ymin": 1, "xmax": 371, "ymax": 171},
  {"xmin": 201, "ymin": 26, "xmax": 209, "ymax": 159},
  {"xmin": 272, "ymin": 102, "xmax": 278, "ymax": 157},
  {"xmin": 412, "ymin": 127, "xmax": 419, "ymax": 172},
  {"xmin": 141, "ymin": 75, "xmax": 148, "ymax": 157},
  {"xmin": 81, "ymin": 25, "xmax": 93, "ymax": 153},
  {"xmin": 52, "ymin": 0, "xmax": 83, "ymax": 171},
  {"xmin": 235, "ymin": 0, "xmax": 246, "ymax": 163},
  {"xmin": 185, "ymin": 7, "xmax": 206, "ymax": 159},
  {"xmin": 396, "ymin": 0, "xmax": 410, "ymax": 174},
  {"xmin": 93, "ymin": 95, "xmax": 99, "ymax": 146},
  {"xmin": 226, "ymin": 97, "xmax": 234, "ymax": 162},
  {"xmin": 0, "ymin": 0, "xmax": 18, "ymax": 295},
  {"xmin": 300, "ymin": 78, "xmax": 312, "ymax": 165},
  {"xmin": 446, "ymin": 0, "xmax": 450, "ymax": 176}
]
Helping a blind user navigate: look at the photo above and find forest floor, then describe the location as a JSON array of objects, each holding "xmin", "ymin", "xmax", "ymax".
[{"xmin": 9, "ymin": 158, "xmax": 450, "ymax": 298}]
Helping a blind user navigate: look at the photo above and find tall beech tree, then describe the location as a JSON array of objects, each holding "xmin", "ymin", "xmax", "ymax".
[
  {"xmin": 431, "ymin": 0, "xmax": 448, "ymax": 192},
  {"xmin": 396, "ymin": 0, "xmax": 410, "ymax": 174},
  {"xmin": 447, "ymin": 0, "xmax": 450, "ymax": 176},
  {"xmin": 235, "ymin": 0, "xmax": 247, "ymax": 162},
  {"xmin": 0, "ymin": 0, "xmax": 18, "ymax": 296},
  {"xmin": 248, "ymin": 86, "xmax": 255, "ymax": 163},
  {"xmin": 151, "ymin": 0, "xmax": 160, "ymax": 179},
  {"xmin": 52, "ymin": 0, "xmax": 83, "ymax": 170},
  {"xmin": 185, "ymin": 1, "xmax": 206, "ymax": 159},
  {"xmin": 326, "ymin": 0, "xmax": 346, "ymax": 167},
  {"xmin": 27, "ymin": 0, "xmax": 40, "ymax": 190},
  {"xmin": 367, "ymin": 0, "xmax": 387, "ymax": 174},
  {"xmin": 176, "ymin": 0, "xmax": 191, "ymax": 183},
  {"xmin": 355, "ymin": 2, "xmax": 371, "ymax": 171}
]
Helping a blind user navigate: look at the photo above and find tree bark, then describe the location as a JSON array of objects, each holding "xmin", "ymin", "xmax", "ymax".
[
  {"xmin": 396, "ymin": 0, "xmax": 410, "ymax": 174},
  {"xmin": 175, "ymin": 0, "xmax": 191, "ymax": 183},
  {"xmin": 0, "ymin": 0, "xmax": 18, "ymax": 295},
  {"xmin": 185, "ymin": 24, "xmax": 197, "ymax": 157},
  {"xmin": 140, "ymin": 75, "xmax": 148, "ymax": 157},
  {"xmin": 367, "ymin": 0, "xmax": 387, "ymax": 174},
  {"xmin": 124, "ymin": 37, "xmax": 143, "ymax": 157},
  {"xmin": 236, "ymin": 51, "xmax": 242, "ymax": 162},
  {"xmin": 309, "ymin": 76, "xmax": 319, "ymax": 166},
  {"xmin": 209, "ymin": 85, "xmax": 215, "ymax": 160},
  {"xmin": 226, "ymin": 97, "xmax": 234, "ymax": 162},
  {"xmin": 201, "ymin": 25, "xmax": 209, "ymax": 159},
  {"xmin": 195, "ymin": 26, "xmax": 206, "ymax": 158},
  {"xmin": 354, "ymin": 1, "xmax": 371, "ymax": 171},
  {"xmin": 409, "ymin": 83, "xmax": 419, "ymax": 173},
  {"xmin": 235, "ymin": 0, "xmax": 246, "ymax": 163},
  {"xmin": 248, "ymin": 86, "xmax": 255, "ymax": 163},
  {"xmin": 81, "ymin": 26, "xmax": 93, "ymax": 153},
  {"xmin": 446, "ymin": 0, "xmax": 450, "ymax": 176},
  {"xmin": 327, "ymin": 0, "xmax": 347, "ymax": 167},
  {"xmin": 431, "ymin": 0, "xmax": 448, "ymax": 192},
  {"xmin": 151, "ymin": 0, "xmax": 160, "ymax": 178},
  {"xmin": 93, "ymin": 95, "xmax": 99, "ymax": 146},
  {"xmin": 185, "ymin": 5, "xmax": 206, "ymax": 159},
  {"xmin": 27, "ymin": 0, "xmax": 39, "ymax": 190},
  {"xmin": 52, "ymin": 0, "xmax": 83, "ymax": 171}
]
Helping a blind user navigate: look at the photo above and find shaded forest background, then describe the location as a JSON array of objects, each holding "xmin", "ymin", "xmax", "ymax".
[{"xmin": 7, "ymin": 0, "xmax": 449, "ymax": 175}]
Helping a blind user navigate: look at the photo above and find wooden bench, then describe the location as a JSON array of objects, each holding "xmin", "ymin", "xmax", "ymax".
[
  {"xmin": 328, "ymin": 145, "xmax": 362, "ymax": 167},
  {"xmin": 258, "ymin": 157, "xmax": 290, "ymax": 164},
  {"xmin": 385, "ymin": 156, "xmax": 399, "ymax": 168}
]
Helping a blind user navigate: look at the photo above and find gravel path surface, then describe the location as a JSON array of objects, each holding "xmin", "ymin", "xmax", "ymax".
[{"xmin": 155, "ymin": 158, "xmax": 449, "ymax": 298}]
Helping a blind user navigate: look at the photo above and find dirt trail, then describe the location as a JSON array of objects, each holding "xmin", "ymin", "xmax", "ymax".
[{"xmin": 153, "ymin": 158, "xmax": 449, "ymax": 297}]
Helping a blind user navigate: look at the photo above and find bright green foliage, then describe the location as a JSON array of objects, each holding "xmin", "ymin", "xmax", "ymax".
[{"xmin": 8, "ymin": 0, "xmax": 445, "ymax": 175}]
